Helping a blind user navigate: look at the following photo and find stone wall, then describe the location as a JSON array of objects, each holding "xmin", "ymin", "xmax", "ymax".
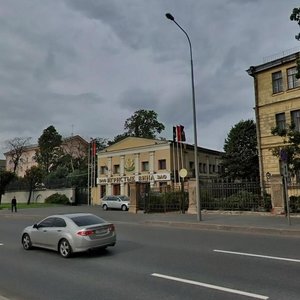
[{"xmin": 1, "ymin": 188, "xmax": 75, "ymax": 204}]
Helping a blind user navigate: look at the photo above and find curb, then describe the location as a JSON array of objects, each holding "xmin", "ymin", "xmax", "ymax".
[{"xmin": 144, "ymin": 220, "xmax": 300, "ymax": 236}]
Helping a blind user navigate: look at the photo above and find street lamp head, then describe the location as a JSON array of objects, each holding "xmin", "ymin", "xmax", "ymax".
[{"xmin": 165, "ymin": 13, "xmax": 175, "ymax": 21}]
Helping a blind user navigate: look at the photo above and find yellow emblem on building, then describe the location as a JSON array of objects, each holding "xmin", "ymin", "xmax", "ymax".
[{"xmin": 124, "ymin": 158, "xmax": 135, "ymax": 172}]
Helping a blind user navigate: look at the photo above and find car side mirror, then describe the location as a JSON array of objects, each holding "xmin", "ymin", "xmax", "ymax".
[{"xmin": 33, "ymin": 224, "xmax": 39, "ymax": 229}]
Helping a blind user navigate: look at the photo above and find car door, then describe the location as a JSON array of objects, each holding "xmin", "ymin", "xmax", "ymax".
[
  {"xmin": 30, "ymin": 217, "xmax": 55, "ymax": 247},
  {"xmin": 43, "ymin": 217, "xmax": 67, "ymax": 249},
  {"xmin": 107, "ymin": 196, "xmax": 117, "ymax": 209}
]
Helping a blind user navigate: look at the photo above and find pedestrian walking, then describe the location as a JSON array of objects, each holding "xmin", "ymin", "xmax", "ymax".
[{"xmin": 11, "ymin": 196, "xmax": 17, "ymax": 212}]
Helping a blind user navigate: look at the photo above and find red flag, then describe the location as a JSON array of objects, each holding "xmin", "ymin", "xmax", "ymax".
[
  {"xmin": 91, "ymin": 140, "xmax": 96, "ymax": 156},
  {"xmin": 176, "ymin": 125, "xmax": 181, "ymax": 142}
]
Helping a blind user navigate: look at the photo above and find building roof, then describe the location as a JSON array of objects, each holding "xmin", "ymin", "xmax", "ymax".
[{"xmin": 247, "ymin": 51, "xmax": 300, "ymax": 76}]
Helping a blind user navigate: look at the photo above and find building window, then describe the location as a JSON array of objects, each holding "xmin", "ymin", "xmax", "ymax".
[
  {"xmin": 287, "ymin": 67, "xmax": 300, "ymax": 89},
  {"xmin": 291, "ymin": 110, "xmax": 300, "ymax": 132},
  {"xmin": 100, "ymin": 166, "xmax": 107, "ymax": 175},
  {"xmin": 272, "ymin": 71, "xmax": 283, "ymax": 94},
  {"xmin": 275, "ymin": 113, "xmax": 286, "ymax": 130},
  {"xmin": 113, "ymin": 164, "xmax": 120, "ymax": 174},
  {"xmin": 158, "ymin": 159, "xmax": 166, "ymax": 170},
  {"xmin": 141, "ymin": 161, "xmax": 149, "ymax": 171}
]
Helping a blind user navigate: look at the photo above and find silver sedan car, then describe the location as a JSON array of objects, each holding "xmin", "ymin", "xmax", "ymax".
[{"xmin": 21, "ymin": 213, "xmax": 116, "ymax": 258}]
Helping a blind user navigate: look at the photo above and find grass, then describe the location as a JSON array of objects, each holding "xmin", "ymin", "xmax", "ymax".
[{"xmin": 0, "ymin": 203, "xmax": 61, "ymax": 210}]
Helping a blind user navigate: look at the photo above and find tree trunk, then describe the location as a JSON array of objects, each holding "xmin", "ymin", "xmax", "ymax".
[{"xmin": 27, "ymin": 188, "xmax": 32, "ymax": 204}]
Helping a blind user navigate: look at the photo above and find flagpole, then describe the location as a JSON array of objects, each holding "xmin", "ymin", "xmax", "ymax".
[{"xmin": 87, "ymin": 140, "xmax": 90, "ymax": 205}]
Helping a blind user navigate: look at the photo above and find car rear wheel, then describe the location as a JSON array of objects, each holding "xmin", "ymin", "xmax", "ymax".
[
  {"xmin": 59, "ymin": 239, "xmax": 72, "ymax": 258},
  {"xmin": 22, "ymin": 233, "xmax": 32, "ymax": 250},
  {"xmin": 121, "ymin": 205, "xmax": 127, "ymax": 211},
  {"xmin": 103, "ymin": 204, "xmax": 108, "ymax": 211}
]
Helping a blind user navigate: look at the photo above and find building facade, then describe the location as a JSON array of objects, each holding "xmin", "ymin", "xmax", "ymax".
[
  {"xmin": 4, "ymin": 135, "xmax": 88, "ymax": 177},
  {"xmin": 96, "ymin": 137, "xmax": 223, "ymax": 200},
  {"xmin": 247, "ymin": 51, "xmax": 300, "ymax": 188}
]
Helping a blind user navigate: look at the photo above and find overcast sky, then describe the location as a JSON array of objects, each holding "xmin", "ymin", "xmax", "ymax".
[{"xmin": 1, "ymin": 0, "xmax": 300, "ymax": 158}]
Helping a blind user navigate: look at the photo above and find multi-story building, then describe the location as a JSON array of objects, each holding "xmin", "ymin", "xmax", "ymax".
[
  {"xmin": 96, "ymin": 137, "xmax": 223, "ymax": 199},
  {"xmin": 247, "ymin": 50, "xmax": 300, "ymax": 189},
  {"xmin": 4, "ymin": 135, "xmax": 88, "ymax": 177}
]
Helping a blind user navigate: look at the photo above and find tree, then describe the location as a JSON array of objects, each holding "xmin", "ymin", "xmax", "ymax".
[
  {"xmin": 290, "ymin": 7, "xmax": 300, "ymax": 78},
  {"xmin": 0, "ymin": 171, "xmax": 15, "ymax": 204},
  {"xmin": 124, "ymin": 109, "xmax": 165, "ymax": 139},
  {"xmin": 24, "ymin": 166, "xmax": 44, "ymax": 204},
  {"xmin": 271, "ymin": 123, "xmax": 300, "ymax": 180},
  {"xmin": 221, "ymin": 120, "xmax": 259, "ymax": 180},
  {"xmin": 5, "ymin": 137, "xmax": 31, "ymax": 173},
  {"xmin": 35, "ymin": 126, "xmax": 63, "ymax": 173}
]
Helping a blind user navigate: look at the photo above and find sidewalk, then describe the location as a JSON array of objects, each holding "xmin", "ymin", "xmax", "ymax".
[
  {"xmin": 141, "ymin": 211, "xmax": 300, "ymax": 236},
  {"xmin": 1, "ymin": 206, "xmax": 300, "ymax": 236}
]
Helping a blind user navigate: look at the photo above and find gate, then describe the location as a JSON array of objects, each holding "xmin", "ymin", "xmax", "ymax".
[{"xmin": 75, "ymin": 187, "xmax": 88, "ymax": 205}]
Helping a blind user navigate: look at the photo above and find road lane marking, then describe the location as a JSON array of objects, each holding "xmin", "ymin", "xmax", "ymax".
[
  {"xmin": 0, "ymin": 243, "xmax": 3, "ymax": 246},
  {"xmin": 214, "ymin": 249, "xmax": 300, "ymax": 263},
  {"xmin": 151, "ymin": 273, "xmax": 268, "ymax": 300}
]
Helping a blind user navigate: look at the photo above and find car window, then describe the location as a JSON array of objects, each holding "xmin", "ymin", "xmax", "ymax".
[
  {"xmin": 53, "ymin": 218, "xmax": 66, "ymax": 228},
  {"xmin": 70, "ymin": 215, "xmax": 105, "ymax": 226},
  {"xmin": 38, "ymin": 217, "xmax": 55, "ymax": 228},
  {"xmin": 107, "ymin": 197, "xmax": 116, "ymax": 201},
  {"xmin": 119, "ymin": 196, "xmax": 129, "ymax": 201}
]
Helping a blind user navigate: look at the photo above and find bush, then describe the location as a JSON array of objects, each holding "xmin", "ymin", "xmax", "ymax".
[
  {"xmin": 44, "ymin": 193, "xmax": 69, "ymax": 205},
  {"xmin": 225, "ymin": 190, "xmax": 259, "ymax": 210},
  {"xmin": 290, "ymin": 196, "xmax": 300, "ymax": 213}
]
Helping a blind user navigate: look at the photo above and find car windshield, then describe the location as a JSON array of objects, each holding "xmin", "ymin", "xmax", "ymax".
[{"xmin": 70, "ymin": 215, "xmax": 106, "ymax": 226}]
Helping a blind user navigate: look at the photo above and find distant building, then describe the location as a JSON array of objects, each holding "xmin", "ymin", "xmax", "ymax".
[
  {"xmin": 95, "ymin": 137, "xmax": 223, "ymax": 199},
  {"xmin": 0, "ymin": 159, "xmax": 5, "ymax": 171},
  {"xmin": 247, "ymin": 50, "xmax": 300, "ymax": 188},
  {"xmin": 4, "ymin": 135, "xmax": 89, "ymax": 177}
]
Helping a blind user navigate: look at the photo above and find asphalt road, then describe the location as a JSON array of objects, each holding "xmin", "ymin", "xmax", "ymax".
[{"xmin": 0, "ymin": 208, "xmax": 300, "ymax": 300}]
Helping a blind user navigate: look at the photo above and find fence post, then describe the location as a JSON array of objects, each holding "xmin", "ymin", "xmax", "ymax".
[
  {"xmin": 129, "ymin": 183, "xmax": 139, "ymax": 213},
  {"xmin": 187, "ymin": 179, "xmax": 197, "ymax": 214},
  {"xmin": 270, "ymin": 174, "xmax": 285, "ymax": 214}
]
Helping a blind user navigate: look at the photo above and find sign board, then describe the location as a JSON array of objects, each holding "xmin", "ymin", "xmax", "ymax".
[{"xmin": 179, "ymin": 168, "xmax": 188, "ymax": 178}]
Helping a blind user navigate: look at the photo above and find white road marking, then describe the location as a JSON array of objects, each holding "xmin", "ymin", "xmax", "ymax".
[
  {"xmin": 0, "ymin": 243, "xmax": 3, "ymax": 246},
  {"xmin": 214, "ymin": 249, "xmax": 300, "ymax": 263},
  {"xmin": 151, "ymin": 273, "xmax": 268, "ymax": 300}
]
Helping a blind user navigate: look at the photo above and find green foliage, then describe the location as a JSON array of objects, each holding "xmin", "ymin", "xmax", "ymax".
[
  {"xmin": 67, "ymin": 169, "xmax": 88, "ymax": 187},
  {"xmin": 35, "ymin": 125, "xmax": 63, "ymax": 173},
  {"xmin": 271, "ymin": 123, "xmax": 300, "ymax": 178},
  {"xmin": 0, "ymin": 171, "xmax": 16, "ymax": 204},
  {"xmin": 44, "ymin": 193, "xmax": 69, "ymax": 205},
  {"xmin": 24, "ymin": 166, "xmax": 44, "ymax": 204},
  {"xmin": 290, "ymin": 8, "xmax": 300, "ymax": 78},
  {"xmin": 146, "ymin": 190, "xmax": 188, "ymax": 212},
  {"xmin": 221, "ymin": 120, "xmax": 259, "ymax": 180},
  {"xmin": 24, "ymin": 166, "xmax": 44, "ymax": 187},
  {"xmin": 124, "ymin": 109, "xmax": 165, "ymax": 139},
  {"xmin": 290, "ymin": 196, "xmax": 300, "ymax": 212}
]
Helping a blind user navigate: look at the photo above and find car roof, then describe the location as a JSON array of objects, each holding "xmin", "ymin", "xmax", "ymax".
[{"xmin": 45, "ymin": 213, "xmax": 94, "ymax": 218}]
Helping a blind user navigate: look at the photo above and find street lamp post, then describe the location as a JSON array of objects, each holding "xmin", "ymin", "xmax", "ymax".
[{"xmin": 165, "ymin": 13, "xmax": 201, "ymax": 221}]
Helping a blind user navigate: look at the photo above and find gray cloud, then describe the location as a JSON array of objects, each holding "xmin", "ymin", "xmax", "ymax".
[{"xmin": 1, "ymin": 0, "xmax": 300, "ymax": 156}]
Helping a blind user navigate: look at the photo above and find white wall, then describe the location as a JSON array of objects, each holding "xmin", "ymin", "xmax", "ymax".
[{"xmin": 2, "ymin": 188, "xmax": 75, "ymax": 204}]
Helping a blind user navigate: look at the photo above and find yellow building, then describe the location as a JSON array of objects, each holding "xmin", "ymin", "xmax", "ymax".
[
  {"xmin": 247, "ymin": 51, "xmax": 300, "ymax": 188},
  {"xmin": 96, "ymin": 137, "xmax": 223, "ymax": 202}
]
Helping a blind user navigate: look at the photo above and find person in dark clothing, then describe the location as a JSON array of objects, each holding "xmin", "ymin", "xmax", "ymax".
[{"xmin": 11, "ymin": 196, "xmax": 17, "ymax": 212}]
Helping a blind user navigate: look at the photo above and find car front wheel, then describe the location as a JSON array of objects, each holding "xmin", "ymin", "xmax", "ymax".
[
  {"xmin": 103, "ymin": 204, "xmax": 108, "ymax": 211},
  {"xmin": 121, "ymin": 205, "xmax": 127, "ymax": 211},
  {"xmin": 59, "ymin": 239, "xmax": 72, "ymax": 258},
  {"xmin": 22, "ymin": 233, "xmax": 32, "ymax": 250}
]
